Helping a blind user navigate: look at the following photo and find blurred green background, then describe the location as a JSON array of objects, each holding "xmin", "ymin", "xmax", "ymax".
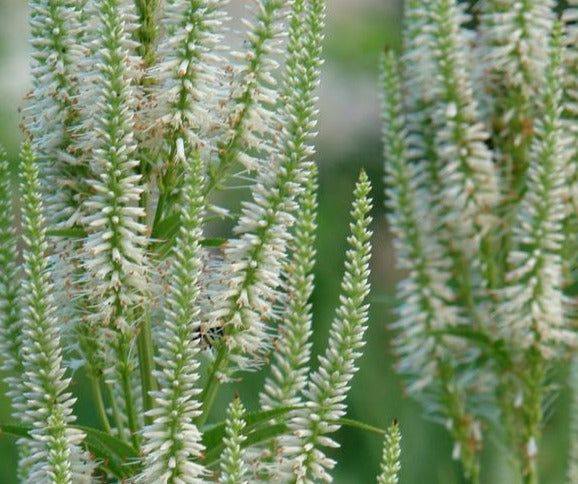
[{"xmin": 0, "ymin": 1, "xmax": 572, "ymax": 483}]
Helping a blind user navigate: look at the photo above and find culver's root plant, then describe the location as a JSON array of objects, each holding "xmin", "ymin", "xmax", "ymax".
[
  {"xmin": 382, "ymin": 0, "xmax": 578, "ymax": 483},
  {"xmin": 0, "ymin": 0, "xmax": 404, "ymax": 482}
]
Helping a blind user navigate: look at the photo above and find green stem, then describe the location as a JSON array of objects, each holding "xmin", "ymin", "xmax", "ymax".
[
  {"xmin": 116, "ymin": 332, "xmax": 140, "ymax": 449},
  {"xmin": 151, "ymin": 144, "xmax": 178, "ymax": 233},
  {"xmin": 439, "ymin": 361, "xmax": 481, "ymax": 482},
  {"xmin": 137, "ymin": 309, "xmax": 157, "ymax": 425},
  {"xmin": 134, "ymin": 0, "xmax": 159, "ymax": 66},
  {"xmin": 523, "ymin": 464, "xmax": 539, "ymax": 484},
  {"xmin": 470, "ymin": 464, "xmax": 481, "ymax": 484},
  {"xmin": 106, "ymin": 381, "xmax": 127, "ymax": 443},
  {"xmin": 522, "ymin": 350, "xmax": 543, "ymax": 484},
  {"xmin": 480, "ymin": 229, "xmax": 499, "ymax": 291},
  {"xmin": 90, "ymin": 376, "xmax": 112, "ymax": 434},
  {"xmin": 196, "ymin": 346, "xmax": 227, "ymax": 427}
]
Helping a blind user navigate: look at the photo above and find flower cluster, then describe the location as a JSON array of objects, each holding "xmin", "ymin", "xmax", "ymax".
[
  {"xmin": 0, "ymin": 0, "xmax": 383, "ymax": 482},
  {"xmin": 383, "ymin": 0, "xmax": 578, "ymax": 480}
]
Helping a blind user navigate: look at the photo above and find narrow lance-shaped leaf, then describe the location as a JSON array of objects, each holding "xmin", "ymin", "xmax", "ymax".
[{"xmin": 0, "ymin": 422, "xmax": 139, "ymax": 480}]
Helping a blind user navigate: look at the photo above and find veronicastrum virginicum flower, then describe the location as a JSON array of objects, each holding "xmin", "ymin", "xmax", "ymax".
[
  {"xmin": 0, "ymin": 0, "xmax": 393, "ymax": 482},
  {"xmin": 384, "ymin": 0, "xmax": 578, "ymax": 482}
]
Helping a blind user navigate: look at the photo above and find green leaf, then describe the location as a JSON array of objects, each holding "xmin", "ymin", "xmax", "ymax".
[
  {"xmin": 1, "ymin": 422, "xmax": 29, "ymax": 440},
  {"xmin": 0, "ymin": 422, "xmax": 139, "ymax": 479},
  {"xmin": 337, "ymin": 417, "xmax": 387, "ymax": 435},
  {"xmin": 201, "ymin": 408, "xmax": 391, "ymax": 467},
  {"xmin": 151, "ymin": 212, "xmax": 181, "ymax": 241},
  {"xmin": 241, "ymin": 406, "xmax": 295, "ymax": 427},
  {"xmin": 430, "ymin": 326, "xmax": 512, "ymax": 369},
  {"xmin": 46, "ymin": 228, "xmax": 87, "ymax": 238},
  {"xmin": 202, "ymin": 406, "xmax": 295, "ymax": 466},
  {"xmin": 243, "ymin": 422, "xmax": 288, "ymax": 449},
  {"xmin": 151, "ymin": 209, "xmax": 226, "ymax": 257},
  {"xmin": 201, "ymin": 237, "xmax": 227, "ymax": 248},
  {"xmin": 76, "ymin": 424, "xmax": 140, "ymax": 478}
]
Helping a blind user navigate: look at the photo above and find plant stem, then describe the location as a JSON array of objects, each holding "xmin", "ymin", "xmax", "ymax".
[
  {"xmin": 106, "ymin": 381, "xmax": 127, "ymax": 443},
  {"xmin": 134, "ymin": 0, "xmax": 159, "ymax": 66},
  {"xmin": 151, "ymin": 144, "xmax": 178, "ymax": 235},
  {"xmin": 523, "ymin": 349, "xmax": 544, "ymax": 484},
  {"xmin": 137, "ymin": 309, "xmax": 157, "ymax": 425},
  {"xmin": 90, "ymin": 376, "xmax": 112, "ymax": 434},
  {"xmin": 197, "ymin": 346, "xmax": 227, "ymax": 427},
  {"xmin": 439, "ymin": 361, "xmax": 481, "ymax": 482},
  {"xmin": 116, "ymin": 332, "xmax": 140, "ymax": 448}
]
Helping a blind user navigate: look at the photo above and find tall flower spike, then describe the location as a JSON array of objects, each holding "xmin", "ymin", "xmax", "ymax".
[
  {"xmin": 427, "ymin": 0, "xmax": 501, "ymax": 328},
  {"xmin": 199, "ymin": 0, "xmax": 325, "ymax": 422},
  {"xmin": 381, "ymin": 48, "xmax": 457, "ymax": 394},
  {"xmin": 500, "ymin": 21, "xmax": 572, "ymax": 354},
  {"xmin": 80, "ymin": 0, "xmax": 148, "ymax": 445},
  {"xmin": 288, "ymin": 170, "xmax": 372, "ymax": 483},
  {"xmin": 260, "ymin": 161, "xmax": 318, "ymax": 410},
  {"xmin": 81, "ymin": 0, "xmax": 147, "ymax": 326},
  {"xmin": 401, "ymin": 0, "xmax": 450, "ymax": 223},
  {"xmin": 25, "ymin": 0, "xmax": 89, "ymax": 228},
  {"xmin": 253, "ymin": 160, "xmax": 318, "ymax": 482},
  {"xmin": 376, "ymin": 420, "xmax": 401, "ymax": 484},
  {"xmin": 402, "ymin": 0, "xmax": 435, "ymax": 112},
  {"xmin": 208, "ymin": 0, "xmax": 290, "ymax": 189},
  {"xmin": 498, "ymin": 22, "xmax": 570, "ymax": 478},
  {"xmin": 26, "ymin": 0, "xmax": 92, "ymax": 379},
  {"xmin": 16, "ymin": 142, "xmax": 90, "ymax": 482},
  {"xmin": 258, "ymin": 0, "xmax": 327, "ymax": 402},
  {"xmin": 479, "ymin": 0, "xmax": 555, "ymax": 100},
  {"xmin": 23, "ymin": 0, "xmax": 95, "ymax": 234},
  {"xmin": 219, "ymin": 395, "xmax": 249, "ymax": 484},
  {"xmin": 151, "ymin": 0, "xmax": 227, "ymax": 225},
  {"xmin": 219, "ymin": 0, "xmax": 323, "ymax": 367},
  {"xmin": 0, "ymin": 149, "xmax": 32, "ymax": 480},
  {"xmin": 381, "ymin": 49, "xmax": 486, "ymax": 479},
  {"xmin": 0, "ymin": 148, "xmax": 23, "ymax": 405},
  {"xmin": 478, "ymin": 0, "xmax": 555, "ymax": 194},
  {"xmin": 429, "ymin": 0, "xmax": 499, "ymax": 240},
  {"xmin": 154, "ymin": 0, "xmax": 226, "ymax": 145},
  {"xmin": 138, "ymin": 143, "xmax": 206, "ymax": 482},
  {"xmin": 562, "ymin": 1, "xmax": 578, "ymax": 282}
]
